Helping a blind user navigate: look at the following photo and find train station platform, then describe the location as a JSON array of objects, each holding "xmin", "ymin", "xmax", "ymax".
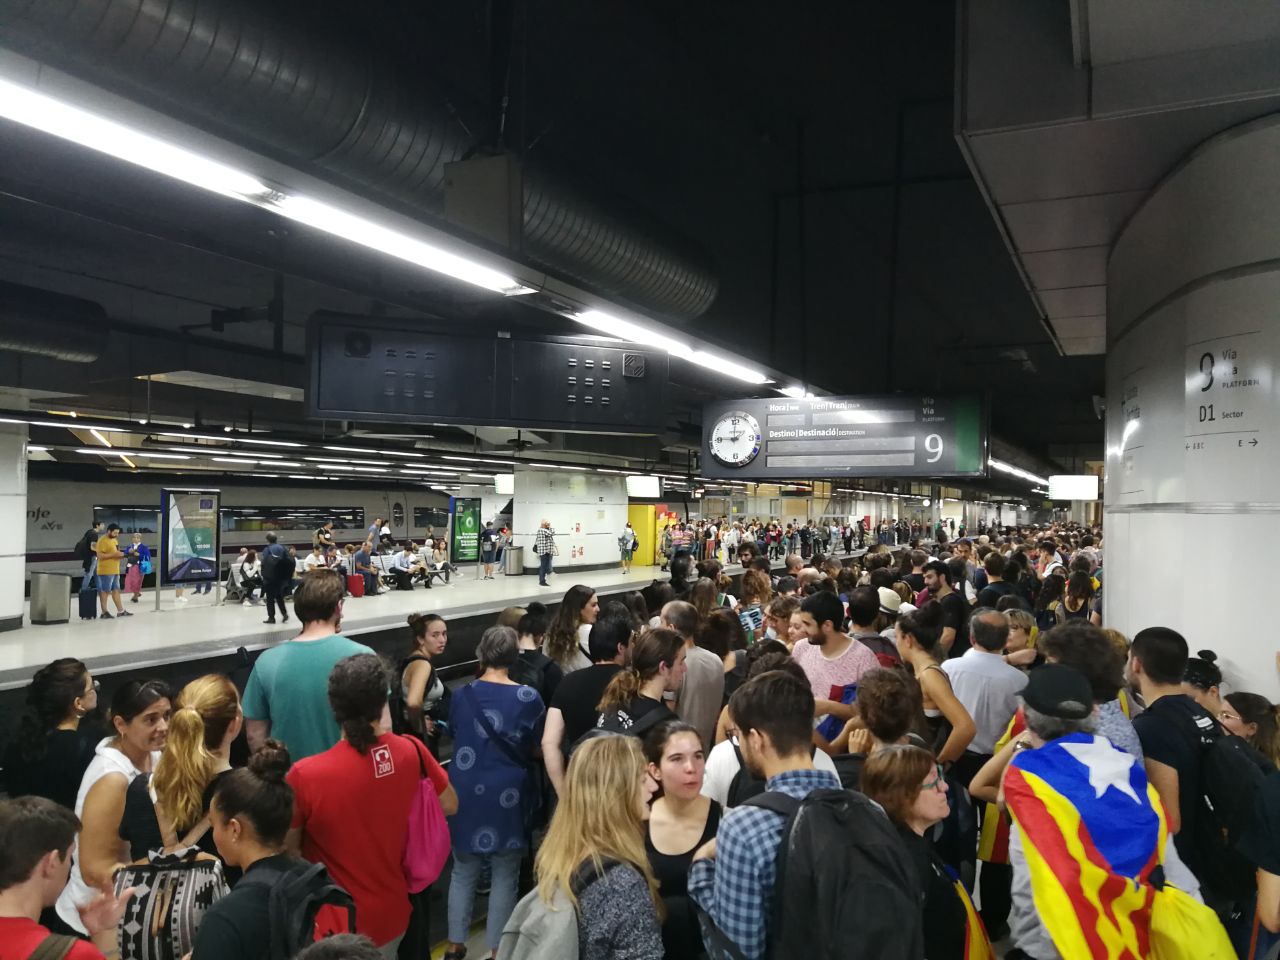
[{"xmin": 0, "ymin": 562, "xmax": 674, "ymax": 691}]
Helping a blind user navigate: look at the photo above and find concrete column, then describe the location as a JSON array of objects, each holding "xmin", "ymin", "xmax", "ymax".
[
  {"xmin": 512, "ymin": 467, "xmax": 628, "ymax": 572},
  {"xmin": 1106, "ymin": 114, "xmax": 1280, "ymax": 699},
  {"xmin": 0, "ymin": 424, "xmax": 28, "ymax": 631}
]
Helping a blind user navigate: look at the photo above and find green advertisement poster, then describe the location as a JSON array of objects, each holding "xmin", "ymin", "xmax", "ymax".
[
  {"xmin": 161, "ymin": 488, "xmax": 220, "ymax": 585},
  {"xmin": 451, "ymin": 497, "xmax": 481, "ymax": 563}
]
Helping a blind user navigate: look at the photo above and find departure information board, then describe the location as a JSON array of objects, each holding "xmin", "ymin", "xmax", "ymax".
[{"xmin": 700, "ymin": 395, "xmax": 987, "ymax": 480}]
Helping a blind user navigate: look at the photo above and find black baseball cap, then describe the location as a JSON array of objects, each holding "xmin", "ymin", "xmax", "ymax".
[{"xmin": 1022, "ymin": 663, "xmax": 1093, "ymax": 720}]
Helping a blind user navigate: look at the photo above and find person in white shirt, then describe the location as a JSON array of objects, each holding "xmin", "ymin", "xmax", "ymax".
[
  {"xmin": 236, "ymin": 549, "xmax": 263, "ymax": 605},
  {"xmin": 300, "ymin": 546, "xmax": 326, "ymax": 574},
  {"xmin": 940, "ymin": 608, "xmax": 1028, "ymax": 780}
]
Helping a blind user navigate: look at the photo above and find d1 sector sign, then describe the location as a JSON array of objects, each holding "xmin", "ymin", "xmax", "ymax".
[{"xmin": 700, "ymin": 395, "xmax": 987, "ymax": 480}]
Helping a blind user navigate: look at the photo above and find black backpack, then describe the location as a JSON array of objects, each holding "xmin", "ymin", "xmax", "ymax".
[
  {"xmin": 510, "ymin": 651, "xmax": 556, "ymax": 703},
  {"xmin": 1167, "ymin": 698, "xmax": 1275, "ymax": 900},
  {"xmin": 73, "ymin": 532, "xmax": 92, "ymax": 562},
  {"xmin": 238, "ymin": 860, "xmax": 357, "ymax": 960},
  {"xmin": 697, "ymin": 788, "xmax": 923, "ymax": 960}
]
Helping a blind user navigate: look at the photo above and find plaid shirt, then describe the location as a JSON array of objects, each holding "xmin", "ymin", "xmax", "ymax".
[
  {"xmin": 533, "ymin": 526, "xmax": 556, "ymax": 556},
  {"xmin": 688, "ymin": 767, "xmax": 841, "ymax": 960}
]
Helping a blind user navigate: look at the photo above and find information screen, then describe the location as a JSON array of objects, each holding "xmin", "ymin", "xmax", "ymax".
[
  {"xmin": 450, "ymin": 497, "xmax": 482, "ymax": 563},
  {"xmin": 700, "ymin": 395, "xmax": 986, "ymax": 480},
  {"xmin": 161, "ymin": 489, "xmax": 220, "ymax": 584}
]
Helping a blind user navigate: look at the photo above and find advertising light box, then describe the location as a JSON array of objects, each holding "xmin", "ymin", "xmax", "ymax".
[
  {"xmin": 1048, "ymin": 474, "xmax": 1100, "ymax": 501},
  {"xmin": 700, "ymin": 395, "xmax": 986, "ymax": 480}
]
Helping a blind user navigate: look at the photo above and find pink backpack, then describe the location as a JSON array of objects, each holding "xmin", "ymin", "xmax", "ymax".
[{"xmin": 402, "ymin": 740, "xmax": 451, "ymax": 893}]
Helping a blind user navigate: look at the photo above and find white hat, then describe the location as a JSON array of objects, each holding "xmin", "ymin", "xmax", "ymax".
[{"xmin": 877, "ymin": 587, "xmax": 902, "ymax": 615}]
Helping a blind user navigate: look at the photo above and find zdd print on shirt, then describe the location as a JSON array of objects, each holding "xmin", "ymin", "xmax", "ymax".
[{"xmin": 372, "ymin": 743, "xmax": 395, "ymax": 778}]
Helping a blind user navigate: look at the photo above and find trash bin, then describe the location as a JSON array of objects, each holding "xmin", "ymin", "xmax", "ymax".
[
  {"xmin": 30, "ymin": 572, "xmax": 72, "ymax": 625},
  {"xmin": 504, "ymin": 546, "xmax": 524, "ymax": 576}
]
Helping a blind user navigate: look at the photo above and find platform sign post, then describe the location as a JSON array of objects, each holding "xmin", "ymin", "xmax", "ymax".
[
  {"xmin": 451, "ymin": 497, "xmax": 482, "ymax": 579},
  {"xmin": 160, "ymin": 489, "xmax": 220, "ymax": 607}
]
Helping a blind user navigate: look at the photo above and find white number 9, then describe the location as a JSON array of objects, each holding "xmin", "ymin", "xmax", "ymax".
[{"xmin": 925, "ymin": 434, "xmax": 943, "ymax": 463}]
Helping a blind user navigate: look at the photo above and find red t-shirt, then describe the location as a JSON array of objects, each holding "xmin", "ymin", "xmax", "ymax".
[
  {"xmin": 288, "ymin": 733, "xmax": 448, "ymax": 946},
  {"xmin": 0, "ymin": 917, "xmax": 105, "ymax": 960}
]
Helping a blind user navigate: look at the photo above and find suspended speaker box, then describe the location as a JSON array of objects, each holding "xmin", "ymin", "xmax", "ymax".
[{"xmin": 307, "ymin": 311, "xmax": 668, "ymax": 435}]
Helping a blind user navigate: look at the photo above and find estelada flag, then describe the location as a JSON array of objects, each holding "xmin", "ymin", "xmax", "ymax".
[
  {"xmin": 1004, "ymin": 731, "xmax": 1164, "ymax": 960},
  {"xmin": 977, "ymin": 707, "xmax": 1026, "ymax": 864}
]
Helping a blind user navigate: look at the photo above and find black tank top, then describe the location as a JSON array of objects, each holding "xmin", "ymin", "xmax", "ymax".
[{"xmin": 645, "ymin": 801, "xmax": 722, "ymax": 960}]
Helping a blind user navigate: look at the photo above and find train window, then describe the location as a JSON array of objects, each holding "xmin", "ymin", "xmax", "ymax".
[
  {"xmin": 93, "ymin": 506, "xmax": 160, "ymax": 535},
  {"xmin": 219, "ymin": 506, "xmax": 365, "ymax": 532},
  {"xmin": 413, "ymin": 507, "xmax": 450, "ymax": 529}
]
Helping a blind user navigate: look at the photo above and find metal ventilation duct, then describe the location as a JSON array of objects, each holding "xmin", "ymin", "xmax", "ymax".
[
  {"xmin": 0, "ymin": 280, "xmax": 107, "ymax": 362},
  {"xmin": 0, "ymin": 0, "xmax": 720, "ymax": 320}
]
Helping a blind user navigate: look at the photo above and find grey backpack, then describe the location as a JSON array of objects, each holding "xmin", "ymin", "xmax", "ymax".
[{"xmin": 497, "ymin": 860, "xmax": 614, "ymax": 960}]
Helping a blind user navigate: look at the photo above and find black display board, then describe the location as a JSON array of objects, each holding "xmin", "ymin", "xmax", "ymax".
[
  {"xmin": 700, "ymin": 395, "xmax": 987, "ymax": 479},
  {"xmin": 307, "ymin": 312, "xmax": 668, "ymax": 434}
]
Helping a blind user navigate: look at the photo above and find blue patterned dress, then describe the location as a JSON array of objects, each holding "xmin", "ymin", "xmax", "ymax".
[{"xmin": 447, "ymin": 680, "xmax": 546, "ymax": 853}]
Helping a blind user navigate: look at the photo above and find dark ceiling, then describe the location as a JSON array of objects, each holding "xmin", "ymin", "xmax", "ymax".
[{"xmin": 0, "ymin": 0, "xmax": 1105, "ymax": 467}]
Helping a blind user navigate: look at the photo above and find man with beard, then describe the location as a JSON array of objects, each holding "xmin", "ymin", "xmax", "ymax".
[
  {"xmin": 923, "ymin": 559, "xmax": 969, "ymax": 658},
  {"xmin": 790, "ymin": 591, "xmax": 878, "ymax": 723}
]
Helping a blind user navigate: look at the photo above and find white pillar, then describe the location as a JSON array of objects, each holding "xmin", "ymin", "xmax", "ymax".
[
  {"xmin": 1107, "ymin": 114, "xmax": 1280, "ymax": 700},
  {"xmin": 0, "ymin": 424, "xmax": 28, "ymax": 631}
]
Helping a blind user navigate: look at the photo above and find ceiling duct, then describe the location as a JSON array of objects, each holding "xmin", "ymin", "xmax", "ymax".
[
  {"xmin": 0, "ymin": 280, "xmax": 107, "ymax": 362},
  {"xmin": 0, "ymin": 0, "xmax": 720, "ymax": 321}
]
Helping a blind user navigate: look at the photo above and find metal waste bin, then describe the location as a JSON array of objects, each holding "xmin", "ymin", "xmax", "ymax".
[
  {"xmin": 30, "ymin": 572, "xmax": 72, "ymax": 625},
  {"xmin": 504, "ymin": 546, "xmax": 524, "ymax": 576}
]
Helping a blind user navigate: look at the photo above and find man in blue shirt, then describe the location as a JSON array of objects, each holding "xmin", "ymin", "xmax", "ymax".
[{"xmin": 688, "ymin": 668, "xmax": 841, "ymax": 960}]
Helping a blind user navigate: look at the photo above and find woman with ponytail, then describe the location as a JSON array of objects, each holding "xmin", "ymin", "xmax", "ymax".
[
  {"xmin": 119, "ymin": 674, "xmax": 242, "ymax": 862},
  {"xmin": 595, "ymin": 628, "xmax": 686, "ymax": 737},
  {"xmin": 896, "ymin": 603, "xmax": 975, "ymax": 765},
  {"xmin": 1, "ymin": 658, "xmax": 97, "ymax": 809},
  {"xmin": 287, "ymin": 653, "xmax": 458, "ymax": 953},
  {"xmin": 194, "ymin": 739, "xmax": 304, "ymax": 960}
]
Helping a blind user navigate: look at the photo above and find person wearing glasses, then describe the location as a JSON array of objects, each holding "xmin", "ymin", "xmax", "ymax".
[{"xmin": 860, "ymin": 743, "xmax": 992, "ymax": 960}]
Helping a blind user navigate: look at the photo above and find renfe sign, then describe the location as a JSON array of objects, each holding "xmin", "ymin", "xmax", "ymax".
[{"xmin": 700, "ymin": 395, "xmax": 987, "ymax": 480}]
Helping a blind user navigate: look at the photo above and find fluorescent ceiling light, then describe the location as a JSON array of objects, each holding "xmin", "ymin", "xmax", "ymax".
[
  {"xmin": 779, "ymin": 385, "xmax": 814, "ymax": 399},
  {"xmin": 74, "ymin": 448, "xmax": 190, "ymax": 459},
  {"xmin": 439, "ymin": 455, "xmax": 514, "ymax": 466},
  {"xmin": 0, "ymin": 78, "xmax": 272, "ymax": 201},
  {"xmin": 351, "ymin": 466, "xmax": 389, "ymax": 473},
  {"xmin": 988, "ymin": 458, "xmax": 1049, "ymax": 486},
  {"xmin": 88, "ymin": 428, "xmax": 112, "ymax": 447},
  {"xmin": 688, "ymin": 350, "xmax": 771, "ymax": 384},
  {"xmin": 119, "ymin": 455, "xmax": 136, "ymax": 468},
  {"xmin": 212, "ymin": 457, "xmax": 257, "ymax": 464},
  {"xmin": 155, "ymin": 431, "xmax": 304, "ymax": 448},
  {"xmin": 323, "ymin": 445, "xmax": 425, "ymax": 458},
  {"xmin": 575, "ymin": 310, "xmax": 692, "ymax": 358},
  {"xmin": 271, "ymin": 195, "xmax": 533, "ymax": 296},
  {"xmin": 27, "ymin": 445, "xmax": 47, "ymax": 452}
]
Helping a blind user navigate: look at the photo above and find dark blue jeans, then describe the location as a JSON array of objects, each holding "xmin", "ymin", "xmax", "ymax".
[{"xmin": 538, "ymin": 552, "xmax": 553, "ymax": 584}]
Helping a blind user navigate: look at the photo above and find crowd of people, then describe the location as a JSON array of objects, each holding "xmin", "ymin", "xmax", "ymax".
[{"xmin": 8, "ymin": 523, "xmax": 1280, "ymax": 959}]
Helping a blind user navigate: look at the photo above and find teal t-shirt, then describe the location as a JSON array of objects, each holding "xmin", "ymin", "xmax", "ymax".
[{"xmin": 242, "ymin": 634, "xmax": 376, "ymax": 761}]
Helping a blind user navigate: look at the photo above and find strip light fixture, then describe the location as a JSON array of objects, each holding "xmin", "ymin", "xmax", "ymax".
[
  {"xmin": 988, "ymin": 457, "xmax": 1050, "ymax": 487},
  {"xmin": 0, "ymin": 77, "xmax": 535, "ymax": 298},
  {"xmin": 574, "ymin": 310, "xmax": 771, "ymax": 385}
]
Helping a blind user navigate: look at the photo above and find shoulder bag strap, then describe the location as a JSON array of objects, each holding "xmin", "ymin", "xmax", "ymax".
[
  {"xmin": 458, "ymin": 685, "xmax": 530, "ymax": 770},
  {"xmin": 29, "ymin": 933, "xmax": 79, "ymax": 960},
  {"xmin": 741, "ymin": 791, "xmax": 802, "ymax": 818}
]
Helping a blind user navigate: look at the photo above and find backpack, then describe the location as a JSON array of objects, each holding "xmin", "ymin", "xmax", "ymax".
[
  {"xmin": 510, "ymin": 651, "xmax": 556, "ymax": 703},
  {"xmin": 238, "ymin": 860, "xmax": 357, "ymax": 960},
  {"xmin": 498, "ymin": 860, "xmax": 621, "ymax": 960},
  {"xmin": 260, "ymin": 545, "xmax": 285, "ymax": 582},
  {"xmin": 1166, "ymin": 699, "xmax": 1275, "ymax": 900},
  {"xmin": 73, "ymin": 532, "xmax": 92, "ymax": 562},
  {"xmin": 696, "ymin": 788, "xmax": 924, "ymax": 960},
  {"xmin": 570, "ymin": 705, "xmax": 670, "ymax": 756},
  {"xmin": 726, "ymin": 743, "xmax": 823, "ymax": 808},
  {"xmin": 389, "ymin": 655, "xmax": 442, "ymax": 736}
]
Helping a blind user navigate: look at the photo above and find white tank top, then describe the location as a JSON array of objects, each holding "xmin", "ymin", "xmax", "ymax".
[{"xmin": 55, "ymin": 739, "xmax": 159, "ymax": 932}]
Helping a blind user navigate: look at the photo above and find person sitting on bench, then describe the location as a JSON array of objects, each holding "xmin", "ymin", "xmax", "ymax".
[{"xmin": 390, "ymin": 543, "xmax": 424, "ymax": 590}]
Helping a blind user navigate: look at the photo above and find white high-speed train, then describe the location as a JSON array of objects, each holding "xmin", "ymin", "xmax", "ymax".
[{"xmin": 24, "ymin": 477, "xmax": 457, "ymax": 581}]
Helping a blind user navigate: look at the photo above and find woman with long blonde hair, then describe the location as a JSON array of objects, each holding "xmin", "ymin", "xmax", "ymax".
[
  {"xmin": 120, "ymin": 673, "xmax": 241, "ymax": 861},
  {"xmin": 533, "ymin": 735, "xmax": 663, "ymax": 959}
]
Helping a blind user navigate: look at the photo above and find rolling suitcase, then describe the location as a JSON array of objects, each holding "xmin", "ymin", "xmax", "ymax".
[
  {"xmin": 346, "ymin": 573, "xmax": 365, "ymax": 598},
  {"xmin": 79, "ymin": 588, "xmax": 97, "ymax": 620}
]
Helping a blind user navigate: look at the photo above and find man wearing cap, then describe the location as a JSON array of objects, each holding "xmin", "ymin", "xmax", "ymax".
[
  {"xmin": 846, "ymin": 585, "xmax": 902, "ymax": 667},
  {"xmin": 987, "ymin": 664, "xmax": 1205, "ymax": 960}
]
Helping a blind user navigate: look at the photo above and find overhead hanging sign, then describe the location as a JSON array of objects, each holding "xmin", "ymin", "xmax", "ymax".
[
  {"xmin": 451, "ymin": 497, "xmax": 482, "ymax": 563},
  {"xmin": 160, "ymin": 488, "xmax": 220, "ymax": 585},
  {"xmin": 700, "ymin": 395, "xmax": 986, "ymax": 480}
]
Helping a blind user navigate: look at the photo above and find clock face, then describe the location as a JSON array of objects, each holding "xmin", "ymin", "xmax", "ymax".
[{"xmin": 710, "ymin": 411, "xmax": 762, "ymax": 467}]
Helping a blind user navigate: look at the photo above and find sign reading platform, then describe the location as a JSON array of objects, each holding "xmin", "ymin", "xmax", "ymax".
[{"xmin": 700, "ymin": 395, "xmax": 986, "ymax": 479}]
